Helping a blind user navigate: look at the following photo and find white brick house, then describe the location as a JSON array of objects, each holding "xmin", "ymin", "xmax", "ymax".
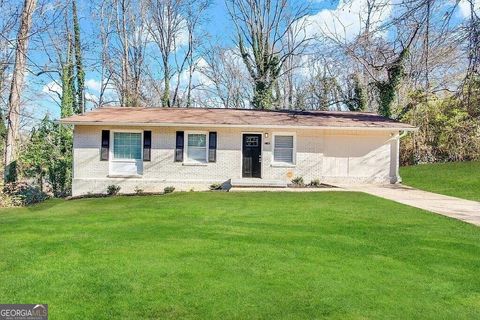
[{"xmin": 61, "ymin": 107, "xmax": 416, "ymax": 196}]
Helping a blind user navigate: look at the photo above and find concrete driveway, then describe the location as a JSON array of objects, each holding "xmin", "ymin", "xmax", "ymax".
[{"xmin": 342, "ymin": 184, "xmax": 480, "ymax": 226}]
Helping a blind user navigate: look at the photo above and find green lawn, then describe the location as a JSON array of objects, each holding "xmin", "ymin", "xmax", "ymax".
[
  {"xmin": 0, "ymin": 192, "xmax": 479, "ymax": 319},
  {"xmin": 401, "ymin": 161, "xmax": 480, "ymax": 201}
]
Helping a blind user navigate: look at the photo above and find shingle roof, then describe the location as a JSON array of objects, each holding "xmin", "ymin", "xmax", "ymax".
[{"xmin": 60, "ymin": 107, "xmax": 416, "ymax": 130}]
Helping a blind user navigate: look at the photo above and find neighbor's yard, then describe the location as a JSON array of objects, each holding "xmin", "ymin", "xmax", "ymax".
[
  {"xmin": 0, "ymin": 192, "xmax": 479, "ymax": 319},
  {"xmin": 401, "ymin": 161, "xmax": 480, "ymax": 201}
]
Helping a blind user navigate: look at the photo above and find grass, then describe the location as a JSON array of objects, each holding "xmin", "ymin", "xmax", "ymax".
[
  {"xmin": 401, "ymin": 161, "xmax": 480, "ymax": 201},
  {"xmin": 0, "ymin": 192, "xmax": 479, "ymax": 319}
]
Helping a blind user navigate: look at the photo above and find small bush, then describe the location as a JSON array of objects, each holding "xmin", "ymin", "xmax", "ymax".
[
  {"xmin": 106, "ymin": 184, "xmax": 121, "ymax": 196},
  {"xmin": 310, "ymin": 179, "xmax": 321, "ymax": 187},
  {"xmin": 0, "ymin": 191, "xmax": 22, "ymax": 207},
  {"xmin": 164, "ymin": 186, "xmax": 175, "ymax": 194},
  {"xmin": 134, "ymin": 186, "xmax": 144, "ymax": 194},
  {"xmin": 209, "ymin": 183, "xmax": 222, "ymax": 190},
  {"xmin": 291, "ymin": 176, "xmax": 304, "ymax": 187},
  {"xmin": 2, "ymin": 182, "xmax": 48, "ymax": 206}
]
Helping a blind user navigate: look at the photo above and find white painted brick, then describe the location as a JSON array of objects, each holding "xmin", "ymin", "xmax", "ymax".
[{"xmin": 72, "ymin": 125, "xmax": 399, "ymax": 196}]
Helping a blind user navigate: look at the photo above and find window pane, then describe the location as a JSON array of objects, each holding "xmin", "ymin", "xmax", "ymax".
[
  {"xmin": 274, "ymin": 135, "xmax": 294, "ymax": 163},
  {"xmin": 274, "ymin": 135, "xmax": 293, "ymax": 148},
  {"xmin": 188, "ymin": 134, "xmax": 206, "ymax": 147},
  {"xmin": 188, "ymin": 147, "xmax": 207, "ymax": 162},
  {"xmin": 274, "ymin": 148, "xmax": 293, "ymax": 163},
  {"xmin": 113, "ymin": 132, "xmax": 142, "ymax": 159},
  {"xmin": 187, "ymin": 133, "xmax": 207, "ymax": 162}
]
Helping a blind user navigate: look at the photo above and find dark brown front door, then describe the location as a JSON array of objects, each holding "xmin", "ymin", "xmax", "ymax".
[{"xmin": 242, "ymin": 134, "xmax": 262, "ymax": 178}]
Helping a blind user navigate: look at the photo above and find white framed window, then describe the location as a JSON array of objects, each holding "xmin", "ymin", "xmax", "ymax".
[
  {"xmin": 272, "ymin": 134, "xmax": 295, "ymax": 165},
  {"xmin": 109, "ymin": 130, "xmax": 143, "ymax": 176},
  {"xmin": 185, "ymin": 132, "xmax": 208, "ymax": 163},
  {"xmin": 113, "ymin": 132, "xmax": 142, "ymax": 160}
]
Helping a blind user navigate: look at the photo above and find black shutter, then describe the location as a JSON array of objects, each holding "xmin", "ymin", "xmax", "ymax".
[
  {"xmin": 208, "ymin": 132, "xmax": 217, "ymax": 162},
  {"xmin": 143, "ymin": 131, "xmax": 151, "ymax": 161},
  {"xmin": 100, "ymin": 130, "xmax": 110, "ymax": 161},
  {"xmin": 175, "ymin": 131, "xmax": 184, "ymax": 162}
]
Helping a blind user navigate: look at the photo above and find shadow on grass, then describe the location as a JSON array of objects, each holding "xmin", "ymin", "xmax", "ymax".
[{"xmin": 26, "ymin": 198, "xmax": 65, "ymax": 212}]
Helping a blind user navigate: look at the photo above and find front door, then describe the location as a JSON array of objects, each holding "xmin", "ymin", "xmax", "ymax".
[{"xmin": 242, "ymin": 134, "xmax": 262, "ymax": 178}]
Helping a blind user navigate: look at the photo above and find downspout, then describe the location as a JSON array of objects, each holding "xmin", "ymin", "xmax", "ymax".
[
  {"xmin": 392, "ymin": 130, "xmax": 408, "ymax": 183},
  {"xmin": 398, "ymin": 130, "xmax": 408, "ymax": 139}
]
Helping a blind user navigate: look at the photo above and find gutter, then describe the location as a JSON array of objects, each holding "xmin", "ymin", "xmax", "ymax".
[{"xmin": 59, "ymin": 120, "xmax": 418, "ymax": 132}]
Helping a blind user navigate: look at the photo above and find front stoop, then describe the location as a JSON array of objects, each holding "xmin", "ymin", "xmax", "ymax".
[
  {"xmin": 230, "ymin": 178, "xmax": 288, "ymax": 188},
  {"xmin": 228, "ymin": 178, "xmax": 345, "ymax": 192}
]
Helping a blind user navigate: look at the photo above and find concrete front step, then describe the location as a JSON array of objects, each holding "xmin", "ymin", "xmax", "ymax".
[{"xmin": 230, "ymin": 178, "xmax": 288, "ymax": 188}]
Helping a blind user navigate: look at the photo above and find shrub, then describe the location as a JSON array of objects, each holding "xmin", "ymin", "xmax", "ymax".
[
  {"xmin": 310, "ymin": 179, "xmax": 321, "ymax": 187},
  {"xmin": 399, "ymin": 91, "xmax": 480, "ymax": 165},
  {"xmin": 0, "ymin": 191, "xmax": 22, "ymax": 207},
  {"xmin": 106, "ymin": 184, "xmax": 121, "ymax": 196},
  {"xmin": 164, "ymin": 186, "xmax": 175, "ymax": 194},
  {"xmin": 209, "ymin": 183, "xmax": 222, "ymax": 190},
  {"xmin": 2, "ymin": 182, "xmax": 48, "ymax": 206},
  {"xmin": 291, "ymin": 176, "xmax": 304, "ymax": 187}
]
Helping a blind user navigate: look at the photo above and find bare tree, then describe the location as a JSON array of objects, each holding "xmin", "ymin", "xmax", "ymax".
[
  {"xmin": 466, "ymin": 0, "xmax": 480, "ymax": 77},
  {"xmin": 147, "ymin": 0, "xmax": 210, "ymax": 107},
  {"xmin": 226, "ymin": 0, "xmax": 312, "ymax": 109},
  {"xmin": 4, "ymin": 0, "xmax": 36, "ymax": 182},
  {"xmin": 320, "ymin": 0, "xmax": 434, "ymax": 117},
  {"xmin": 198, "ymin": 44, "xmax": 250, "ymax": 108},
  {"xmin": 0, "ymin": 2, "xmax": 20, "ymax": 104},
  {"xmin": 72, "ymin": 0, "xmax": 85, "ymax": 113},
  {"xmin": 95, "ymin": 0, "xmax": 148, "ymax": 107},
  {"xmin": 461, "ymin": 0, "xmax": 480, "ymax": 117}
]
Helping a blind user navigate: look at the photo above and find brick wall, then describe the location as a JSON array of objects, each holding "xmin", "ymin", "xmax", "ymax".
[{"xmin": 72, "ymin": 125, "xmax": 399, "ymax": 196}]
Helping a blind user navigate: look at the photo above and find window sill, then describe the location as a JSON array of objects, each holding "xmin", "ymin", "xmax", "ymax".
[
  {"xmin": 271, "ymin": 163, "xmax": 296, "ymax": 168},
  {"xmin": 108, "ymin": 174, "xmax": 143, "ymax": 178},
  {"xmin": 182, "ymin": 162, "xmax": 208, "ymax": 166},
  {"xmin": 110, "ymin": 159, "xmax": 141, "ymax": 163}
]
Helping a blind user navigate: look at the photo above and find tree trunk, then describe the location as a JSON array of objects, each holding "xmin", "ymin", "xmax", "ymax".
[
  {"xmin": 121, "ymin": 0, "xmax": 129, "ymax": 106},
  {"xmin": 162, "ymin": 61, "xmax": 170, "ymax": 107},
  {"xmin": 4, "ymin": 0, "xmax": 36, "ymax": 182},
  {"xmin": 72, "ymin": 0, "xmax": 85, "ymax": 114}
]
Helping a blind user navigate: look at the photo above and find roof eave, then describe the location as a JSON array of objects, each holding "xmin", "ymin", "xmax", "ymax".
[{"xmin": 60, "ymin": 120, "xmax": 417, "ymax": 131}]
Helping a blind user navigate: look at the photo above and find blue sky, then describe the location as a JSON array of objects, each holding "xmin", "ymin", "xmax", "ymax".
[
  {"xmin": 29, "ymin": 0, "xmax": 472, "ymax": 123},
  {"xmin": 32, "ymin": 0, "xmax": 340, "ymax": 121}
]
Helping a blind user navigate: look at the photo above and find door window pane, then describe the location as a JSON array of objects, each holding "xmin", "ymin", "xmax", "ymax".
[{"xmin": 246, "ymin": 136, "xmax": 259, "ymax": 146}]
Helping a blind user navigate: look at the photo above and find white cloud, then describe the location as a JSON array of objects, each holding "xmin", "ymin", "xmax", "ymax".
[
  {"xmin": 85, "ymin": 79, "xmax": 102, "ymax": 92},
  {"xmin": 42, "ymin": 81, "xmax": 62, "ymax": 95},
  {"xmin": 458, "ymin": 0, "xmax": 480, "ymax": 18},
  {"xmin": 174, "ymin": 20, "xmax": 189, "ymax": 48},
  {"xmin": 303, "ymin": 0, "xmax": 392, "ymax": 42},
  {"xmin": 85, "ymin": 78, "xmax": 118, "ymax": 102},
  {"xmin": 148, "ymin": 18, "xmax": 189, "ymax": 50},
  {"xmin": 177, "ymin": 57, "xmax": 214, "ymax": 88},
  {"xmin": 85, "ymin": 92, "xmax": 98, "ymax": 102}
]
